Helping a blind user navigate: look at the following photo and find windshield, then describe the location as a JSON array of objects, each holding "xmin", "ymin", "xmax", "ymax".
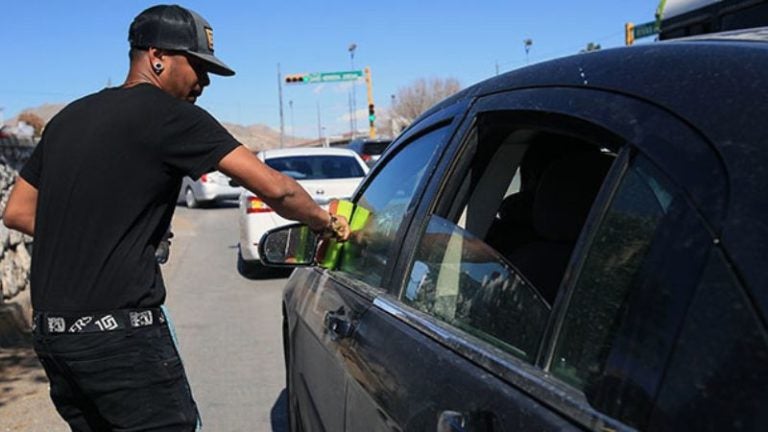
[{"xmin": 265, "ymin": 155, "xmax": 366, "ymax": 180}]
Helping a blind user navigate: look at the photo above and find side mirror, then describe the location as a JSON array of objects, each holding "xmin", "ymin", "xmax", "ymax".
[{"xmin": 258, "ymin": 223, "xmax": 318, "ymax": 266}]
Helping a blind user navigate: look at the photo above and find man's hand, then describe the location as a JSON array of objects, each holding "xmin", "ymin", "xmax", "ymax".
[{"xmin": 323, "ymin": 214, "xmax": 350, "ymax": 242}]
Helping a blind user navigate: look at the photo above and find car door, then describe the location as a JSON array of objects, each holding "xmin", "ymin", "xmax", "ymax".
[
  {"xmin": 336, "ymin": 87, "xmax": 731, "ymax": 431},
  {"xmin": 283, "ymin": 102, "xmax": 467, "ymax": 432}
]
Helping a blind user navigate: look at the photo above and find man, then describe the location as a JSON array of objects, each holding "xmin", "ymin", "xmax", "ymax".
[{"xmin": 2, "ymin": 5, "xmax": 348, "ymax": 431}]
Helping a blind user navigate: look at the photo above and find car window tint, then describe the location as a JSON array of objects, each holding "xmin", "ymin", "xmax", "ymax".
[
  {"xmin": 549, "ymin": 156, "xmax": 679, "ymax": 426},
  {"xmin": 266, "ymin": 155, "xmax": 366, "ymax": 180},
  {"xmin": 403, "ymin": 215, "xmax": 550, "ymax": 362},
  {"xmin": 338, "ymin": 127, "xmax": 449, "ymax": 287},
  {"xmin": 647, "ymin": 250, "xmax": 768, "ymax": 431}
]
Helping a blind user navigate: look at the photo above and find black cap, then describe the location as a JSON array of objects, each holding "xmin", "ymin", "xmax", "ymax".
[{"xmin": 129, "ymin": 4, "xmax": 235, "ymax": 76}]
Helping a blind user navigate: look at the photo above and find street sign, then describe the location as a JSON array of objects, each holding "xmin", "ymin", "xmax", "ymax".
[
  {"xmin": 304, "ymin": 70, "xmax": 363, "ymax": 84},
  {"xmin": 633, "ymin": 20, "xmax": 660, "ymax": 39}
]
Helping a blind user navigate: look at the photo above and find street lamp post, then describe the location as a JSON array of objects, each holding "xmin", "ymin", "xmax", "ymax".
[{"xmin": 524, "ymin": 38, "xmax": 533, "ymax": 64}]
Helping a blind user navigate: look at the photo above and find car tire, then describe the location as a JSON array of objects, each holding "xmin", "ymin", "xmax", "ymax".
[{"xmin": 184, "ymin": 187, "xmax": 200, "ymax": 209}]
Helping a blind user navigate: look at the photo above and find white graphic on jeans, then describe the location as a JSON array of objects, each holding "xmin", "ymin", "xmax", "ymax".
[
  {"xmin": 130, "ymin": 311, "xmax": 153, "ymax": 327},
  {"xmin": 68, "ymin": 316, "xmax": 93, "ymax": 333},
  {"xmin": 95, "ymin": 315, "xmax": 119, "ymax": 331},
  {"xmin": 48, "ymin": 317, "xmax": 65, "ymax": 333}
]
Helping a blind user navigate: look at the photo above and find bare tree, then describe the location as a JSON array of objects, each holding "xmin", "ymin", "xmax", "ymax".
[
  {"xmin": 580, "ymin": 42, "xmax": 602, "ymax": 53},
  {"xmin": 18, "ymin": 112, "xmax": 45, "ymax": 137},
  {"xmin": 391, "ymin": 77, "xmax": 462, "ymax": 128}
]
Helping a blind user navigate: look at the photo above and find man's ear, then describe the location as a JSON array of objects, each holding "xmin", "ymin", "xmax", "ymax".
[{"xmin": 147, "ymin": 48, "xmax": 166, "ymax": 74}]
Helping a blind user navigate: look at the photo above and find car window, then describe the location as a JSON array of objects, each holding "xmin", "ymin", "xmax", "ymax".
[
  {"xmin": 399, "ymin": 117, "xmax": 616, "ymax": 362},
  {"xmin": 551, "ymin": 156, "xmax": 675, "ymax": 386},
  {"xmin": 403, "ymin": 215, "xmax": 549, "ymax": 361},
  {"xmin": 337, "ymin": 126, "xmax": 450, "ymax": 287},
  {"xmin": 548, "ymin": 155, "xmax": 689, "ymax": 428},
  {"xmin": 266, "ymin": 155, "xmax": 366, "ymax": 180}
]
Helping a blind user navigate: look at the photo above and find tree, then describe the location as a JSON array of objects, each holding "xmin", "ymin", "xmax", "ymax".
[
  {"xmin": 581, "ymin": 42, "xmax": 602, "ymax": 53},
  {"xmin": 391, "ymin": 77, "xmax": 462, "ymax": 129},
  {"xmin": 18, "ymin": 112, "xmax": 45, "ymax": 137}
]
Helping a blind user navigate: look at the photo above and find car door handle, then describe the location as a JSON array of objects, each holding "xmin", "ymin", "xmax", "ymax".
[
  {"xmin": 437, "ymin": 411, "xmax": 468, "ymax": 432},
  {"xmin": 324, "ymin": 311, "xmax": 354, "ymax": 340},
  {"xmin": 437, "ymin": 410, "xmax": 496, "ymax": 432}
]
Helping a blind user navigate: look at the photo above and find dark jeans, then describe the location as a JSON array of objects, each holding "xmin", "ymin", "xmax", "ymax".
[{"xmin": 33, "ymin": 323, "xmax": 199, "ymax": 431}]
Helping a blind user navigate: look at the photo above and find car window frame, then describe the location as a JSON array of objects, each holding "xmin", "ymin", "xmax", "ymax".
[{"xmin": 379, "ymin": 86, "xmax": 727, "ymax": 431}]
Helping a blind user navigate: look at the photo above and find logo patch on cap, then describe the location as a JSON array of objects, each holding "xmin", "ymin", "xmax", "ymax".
[{"xmin": 205, "ymin": 27, "xmax": 214, "ymax": 51}]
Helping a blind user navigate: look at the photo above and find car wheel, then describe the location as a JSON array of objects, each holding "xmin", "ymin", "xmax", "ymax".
[
  {"xmin": 184, "ymin": 187, "xmax": 199, "ymax": 209},
  {"xmin": 237, "ymin": 250, "xmax": 270, "ymax": 279}
]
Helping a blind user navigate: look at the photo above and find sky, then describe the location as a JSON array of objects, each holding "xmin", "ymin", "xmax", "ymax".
[{"xmin": 0, "ymin": 1, "xmax": 659, "ymax": 139}]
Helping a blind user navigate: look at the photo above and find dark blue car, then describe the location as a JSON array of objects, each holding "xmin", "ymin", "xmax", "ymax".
[{"xmin": 262, "ymin": 28, "xmax": 768, "ymax": 431}]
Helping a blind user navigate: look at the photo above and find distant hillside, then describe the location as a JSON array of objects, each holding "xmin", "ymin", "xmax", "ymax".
[{"xmin": 4, "ymin": 103, "xmax": 308, "ymax": 152}]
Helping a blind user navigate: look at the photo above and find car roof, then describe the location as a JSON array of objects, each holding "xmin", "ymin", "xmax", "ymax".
[
  {"xmin": 259, "ymin": 146, "xmax": 361, "ymax": 159},
  {"xmin": 414, "ymin": 29, "xmax": 768, "ymax": 298}
]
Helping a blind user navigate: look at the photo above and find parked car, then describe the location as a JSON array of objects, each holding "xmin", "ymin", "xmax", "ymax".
[
  {"xmin": 178, "ymin": 170, "xmax": 241, "ymax": 208},
  {"xmin": 260, "ymin": 29, "xmax": 768, "ymax": 432},
  {"xmin": 346, "ymin": 137, "xmax": 391, "ymax": 166},
  {"xmin": 238, "ymin": 147, "xmax": 368, "ymax": 278}
]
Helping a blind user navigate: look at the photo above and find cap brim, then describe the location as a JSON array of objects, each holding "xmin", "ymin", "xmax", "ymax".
[{"xmin": 186, "ymin": 51, "xmax": 235, "ymax": 76}]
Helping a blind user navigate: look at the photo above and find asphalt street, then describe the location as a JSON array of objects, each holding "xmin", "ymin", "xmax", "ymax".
[{"xmin": 164, "ymin": 203, "xmax": 290, "ymax": 432}]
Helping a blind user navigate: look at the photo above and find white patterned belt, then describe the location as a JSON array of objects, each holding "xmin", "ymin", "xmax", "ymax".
[{"xmin": 32, "ymin": 308, "xmax": 166, "ymax": 334}]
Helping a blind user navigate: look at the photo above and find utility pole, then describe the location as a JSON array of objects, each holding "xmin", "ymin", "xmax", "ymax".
[
  {"xmin": 495, "ymin": 61, "xmax": 500, "ymax": 76},
  {"xmin": 316, "ymin": 101, "xmax": 322, "ymax": 144},
  {"xmin": 277, "ymin": 63, "xmax": 285, "ymax": 148},
  {"xmin": 348, "ymin": 43, "xmax": 357, "ymax": 137},
  {"xmin": 289, "ymin": 100, "xmax": 295, "ymax": 146}
]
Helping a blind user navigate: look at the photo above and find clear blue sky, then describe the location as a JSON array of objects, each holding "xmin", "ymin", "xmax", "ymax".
[{"xmin": 0, "ymin": 1, "xmax": 658, "ymax": 138}]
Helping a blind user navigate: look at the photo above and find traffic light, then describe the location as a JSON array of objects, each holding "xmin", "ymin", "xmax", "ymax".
[
  {"xmin": 368, "ymin": 104, "xmax": 375, "ymax": 123},
  {"xmin": 625, "ymin": 22, "xmax": 635, "ymax": 46},
  {"xmin": 284, "ymin": 74, "xmax": 306, "ymax": 84}
]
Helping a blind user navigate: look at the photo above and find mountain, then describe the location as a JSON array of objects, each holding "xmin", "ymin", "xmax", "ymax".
[{"xmin": 4, "ymin": 103, "xmax": 308, "ymax": 152}]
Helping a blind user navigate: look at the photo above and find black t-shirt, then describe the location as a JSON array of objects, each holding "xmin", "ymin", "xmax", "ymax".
[{"xmin": 20, "ymin": 84, "xmax": 240, "ymax": 312}]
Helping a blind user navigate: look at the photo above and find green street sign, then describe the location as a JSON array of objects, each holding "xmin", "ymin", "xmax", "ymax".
[
  {"xmin": 305, "ymin": 70, "xmax": 363, "ymax": 84},
  {"xmin": 633, "ymin": 21, "xmax": 660, "ymax": 39}
]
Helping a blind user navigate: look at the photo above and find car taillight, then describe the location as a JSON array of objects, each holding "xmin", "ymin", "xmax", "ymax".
[
  {"xmin": 246, "ymin": 196, "xmax": 273, "ymax": 214},
  {"xmin": 361, "ymin": 153, "xmax": 371, "ymax": 162},
  {"xmin": 200, "ymin": 173, "xmax": 208, "ymax": 183}
]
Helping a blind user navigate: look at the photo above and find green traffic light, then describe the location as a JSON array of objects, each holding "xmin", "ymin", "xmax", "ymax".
[{"xmin": 369, "ymin": 115, "xmax": 375, "ymax": 122}]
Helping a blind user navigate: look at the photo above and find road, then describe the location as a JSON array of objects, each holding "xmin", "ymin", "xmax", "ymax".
[
  {"xmin": 0, "ymin": 203, "xmax": 291, "ymax": 432},
  {"xmin": 165, "ymin": 203, "xmax": 289, "ymax": 432}
]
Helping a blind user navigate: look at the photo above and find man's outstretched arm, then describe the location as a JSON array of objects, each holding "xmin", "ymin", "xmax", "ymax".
[{"xmin": 217, "ymin": 146, "xmax": 348, "ymax": 239}]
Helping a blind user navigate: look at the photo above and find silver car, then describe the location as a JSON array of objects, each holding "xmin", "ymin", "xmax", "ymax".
[{"xmin": 178, "ymin": 170, "xmax": 242, "ymax": 208}]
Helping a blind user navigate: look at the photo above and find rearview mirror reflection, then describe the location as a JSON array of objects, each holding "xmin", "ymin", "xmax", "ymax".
[{"xmin": 259, "ymin": 224, "xmax": 318, "ymax": 266}]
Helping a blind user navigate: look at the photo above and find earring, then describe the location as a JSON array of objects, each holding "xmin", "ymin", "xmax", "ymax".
[{"xmin": 153, "ymin": 62, "xmax": 164, "ymax": 73}]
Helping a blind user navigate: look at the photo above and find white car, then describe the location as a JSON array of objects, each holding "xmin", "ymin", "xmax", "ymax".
[
  {"xmin": 237, "ymin": 147, "xmax": 369, "ymax": 277},
  {"xmin": 179, "ymin": 170, "xmax": 242, "ymax": 208}
]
